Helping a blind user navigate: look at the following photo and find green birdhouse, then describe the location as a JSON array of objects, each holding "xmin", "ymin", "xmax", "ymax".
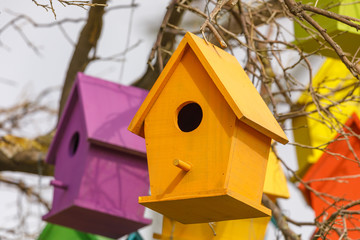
[
  {"xmin": 37, "ymin": 223, "xmax": 113, "ymax": 240},
  {"xmin": 293, "ymin": 0, "xmax": 360, "ymax": 58}
]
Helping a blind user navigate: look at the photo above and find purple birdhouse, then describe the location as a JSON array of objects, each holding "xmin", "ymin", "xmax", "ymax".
[{"xmin": 42, "ymin": 73, "xmax": 151, "ymax": 239}]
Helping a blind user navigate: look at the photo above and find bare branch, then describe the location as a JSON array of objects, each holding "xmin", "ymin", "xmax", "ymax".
[{"xmin": 58, "ymin": 0, "xmax": 107, "ymax": 118}]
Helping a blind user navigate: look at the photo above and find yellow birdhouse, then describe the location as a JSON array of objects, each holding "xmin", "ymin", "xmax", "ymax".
[
  {"xmin": 263, "ymin": 150, "xmax": 290, "ymax": 200},
  {"xmin": 129, "ymin": 32, "xmax": 288, "ymax": 223},
  {"xmin": 153, "ymin": 217, "xmax": 271, "ymax": 240},
  {"xmin": 292, "ymin": 58, "xmax": 360, "ymax": 177}
]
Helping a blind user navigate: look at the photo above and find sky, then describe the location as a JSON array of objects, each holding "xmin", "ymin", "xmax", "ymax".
[{"xmin": 0, "ymin": 0, "xmax": 325, "ymax": 239}]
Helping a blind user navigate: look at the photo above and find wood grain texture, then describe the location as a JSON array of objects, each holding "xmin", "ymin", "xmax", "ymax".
[
  {"xmin": 144, "ymin": 48, "xmax": 235, "ymax": 197},
  {"xmin": 129, "ymin": 32, "xmax": 288, "ymax": 144},
  {"xmin": 139, "ymin": 189, "xmax": 270, "ymax": 224},
  {"xmin": 137, "ymin": 44, "xmax": 271, "ymax": 223},
  {"xmin": 226, "ymin": 120, "xmax": 271, "ymax": 203}
]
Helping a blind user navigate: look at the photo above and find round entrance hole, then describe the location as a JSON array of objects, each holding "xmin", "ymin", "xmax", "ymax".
[
  {"xmin": 177, "ymin": 102, "xmax": 203, "ymax": 132},
  {"xmin": 69, "ymin": 132, "xmax": 80, "ymax": 156}
]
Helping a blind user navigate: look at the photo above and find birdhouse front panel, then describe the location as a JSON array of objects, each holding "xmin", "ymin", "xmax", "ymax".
[
  {"xmin": 143, "ymin": 46, "xmax": 236, "ymax": 197},
  {"xmin": 129, "ymin": 32, "xmax": 288, "ymax": 223},
  {"xmin": 293, "ymin": 0, "xmax": 360, "ymax": 57},
  {"xmin": 43, "ymin": 73, "xmax": 151, "ymax": 238},
  {"xmin": 299, "ymin": 114, "xmax": 360, "ymax": 239},
  {"xmin": 47, "ymin": 87, "xmax": 89, "ymax": 216}
]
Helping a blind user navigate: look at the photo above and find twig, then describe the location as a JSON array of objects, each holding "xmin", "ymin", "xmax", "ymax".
[{"xmin": 0, "ymin": 174, "xmax": 50, "ymax": 210}]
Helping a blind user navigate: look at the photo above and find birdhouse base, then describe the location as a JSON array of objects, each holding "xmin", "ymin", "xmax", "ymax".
[
  {"xmin": 139, "ymin": 189, "xmax": 271, "ymax": 224},
  {"xmin": 43, "ymin": 200, "xmax": 151, "ymax": 239}
]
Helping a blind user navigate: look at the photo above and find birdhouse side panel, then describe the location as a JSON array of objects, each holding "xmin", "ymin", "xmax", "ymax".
[
  {"xmin": 77, "ymin": 145, "xmax": 150, "ymax": 223},
  {"xmin": 144, "ymin": 47, "xmax": 236, "ymax": 198},
  {"xmin": 49, "ymin": 90, "xmax": 90, "ymax": 215},
  {"xmin": 226, "ymin": 120, "xmax": 271, "ymax": 203}
]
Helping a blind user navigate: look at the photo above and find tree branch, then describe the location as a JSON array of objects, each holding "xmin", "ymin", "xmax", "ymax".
[
  {"xmin": 132, "ymin": 0, "xmax": 191, "ymax": 89},
  {"xmin": 58, "ymin": 0, "xmax": 107, "ymax": 118},
  {"xmin": 262, "ymin": 194, "xmax": 301, "ymax": 240},
  {"xmin": 0, "ymin": 135, "xmax": 54, "ymax": 176}
]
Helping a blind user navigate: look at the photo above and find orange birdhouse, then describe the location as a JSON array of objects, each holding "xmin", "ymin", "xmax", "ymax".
[
  {"xmin": 129, "ymin": 32, "xmax": 288, "ymax": 224},
  {"xmin": 299, "ymin": 113, "xmax": 360, "ymax": 239}
]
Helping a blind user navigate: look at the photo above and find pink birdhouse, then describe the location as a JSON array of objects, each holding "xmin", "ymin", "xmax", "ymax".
[{"xmin": 43, "ymin": 73, "xmax": 151, "ymax": 239}]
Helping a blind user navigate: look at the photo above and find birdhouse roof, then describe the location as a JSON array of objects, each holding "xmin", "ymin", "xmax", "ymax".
[
  {"xmin": 299, "ymin": 113, "xmax": 360, "ymax": 203},
  {"xmin": 129, "ymin": 32, "xmax": 288, "ymax": 144},
  {"xmin": 47, "ymin": 73, "xmax": 148, "ymax": 164},
  {"xmin": 297, "ymin": 58, "xmax": 357, "ymax": 105}
]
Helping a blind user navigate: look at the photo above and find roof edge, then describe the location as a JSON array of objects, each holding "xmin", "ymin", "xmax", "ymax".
[
  {"xmin": 46, "ymin": 73, "xmax": 83, "ymax": 164},
  {"xmin": 129, "ymin": 32, "xmax": 288, "ymax": 144},
  {"xmin": 87, "ymin": 138, "xmax": 147, "ymax": 158},
  {"xmin": 128, "ymin": 37, "xmax": 190, "ymax": 137},
  {"xmin": 241, "ymin": 117, "xmax": 289, "ymax": 144},
  {"xmin": 184, "ymin": 33, "xmax": 244, "ymax": 120},
  {"xmin": 184, "ymin": 32, "xmax": 288, "ymax": 144}
]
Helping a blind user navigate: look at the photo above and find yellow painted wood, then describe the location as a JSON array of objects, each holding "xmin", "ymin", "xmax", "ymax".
[
  {"xmin": 173, "ymin": 159, "xmax": 191, "ymax": 172},
  {"xmin": 128, "ymin": 32, "xmax": 290, "ymax": 223},
  {"xmin": 144, "ymin": 48, "xmax": 236, "ymax": 198},
  {"xmin": 128, "ymin": 42, "xmax": 189, "ymax": 138},
  {"xmin": 186, "ymin": 33, "xmax": 288, "ymax": 144},
  {"xmin": 129, "ymin": 32, "xmax": 288, "ymax": 144},
  {"xmin": 263, "ymin": 150, "xmax": 290, "ymax": 200},
  {"xmin": 151, "ymin": 150, "xmax": 287, "ymax": 239},
  {"xmin": 226, "ymin": 120, "xmax": 271, "ymax": 203},
  {"xmin": 292, "ymin": 58, "xmax": 360, "ymax": 177},
  {"xmin": 136, "ymin": 46, "xmax": 270, "ymax": 223},
  {"xmin": 139, "ymin": 189, "xmax": 270, "ymax": 224},
  {"xmin": 155, "ymin": 217, "xmax": 270, "ymax": 240}
]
